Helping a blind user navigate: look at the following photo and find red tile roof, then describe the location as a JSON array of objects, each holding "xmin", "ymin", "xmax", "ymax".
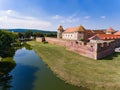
[
  {"xmin": 64, "ymin": 25, "xmax": 86, "ymax": 33},
  {"xmin": 114, "ymin": 30, "xmax": 120, "ymax": 35},
  {"xmin": 86, "ymin": 30, "xmax": 105, "ymax": 34},
  {"xmin": 89, "ymin": 34, "xmax": 120, "ymax": 40}
]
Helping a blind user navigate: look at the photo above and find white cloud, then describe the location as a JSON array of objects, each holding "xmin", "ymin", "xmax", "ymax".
[
  {"xmin": 48, "ymin": 14, "xmax": 81, "ymax": 30},
  {"xmin": 84, "ymin": 16, "xmax": 90, "ymax": 19},
  {"xmin": 0, "ymin": 10, "xmax": 51, "ymax": 30},
  {"xmin": 6, "ymin": 10, "xmax": 13, "ymax": 15},
  {"xmin": 52, "ymin": 15, "xmax": 63, "ymax": 20},
  {"xmin": 100, "ymin": 16, "xmax": 106, "ymax": 19},
  {"xmin": 63, "ymin": 18, "xmax": 80, "ymax": 23},
  {"xmin": 60, "ymin": 14, "xmax": 80, "ymax": 24}
]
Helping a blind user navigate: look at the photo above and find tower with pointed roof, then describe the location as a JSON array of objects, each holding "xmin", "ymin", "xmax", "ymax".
[{"xmin": 57, "ymin": 25, "xmax": 64, "ymax": 39}]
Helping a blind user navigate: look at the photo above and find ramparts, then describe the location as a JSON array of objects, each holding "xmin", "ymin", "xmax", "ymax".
[{"xmin": 36, "ymin": 37, "xmax": 115, "ymax": 60}]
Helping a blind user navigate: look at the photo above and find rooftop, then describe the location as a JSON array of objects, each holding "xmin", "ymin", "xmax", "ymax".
[
  {"xmin": 64, "ymin": 25, "xmax": 86, "ymax": 33},
  {"xmin": 114, "ymin": 30, "xmax": 120, "ymax": 36},
  {"xmin": 89, "ymin": 34, "xmax": 120, "ymax": 40}
]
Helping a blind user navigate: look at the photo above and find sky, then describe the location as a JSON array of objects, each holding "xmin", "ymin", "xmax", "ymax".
[{"xmin": 0, "ymin": 0, "xmax": 120, "ymax": 31}]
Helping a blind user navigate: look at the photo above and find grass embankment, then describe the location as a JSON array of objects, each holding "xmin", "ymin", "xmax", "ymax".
[
  {"xmin": 0, "ymin": 57, "xmax": 16, "ymax": 77},
  {"xmin": 27, "ymin": 41, "xmax": 120, "ymax": 90}
]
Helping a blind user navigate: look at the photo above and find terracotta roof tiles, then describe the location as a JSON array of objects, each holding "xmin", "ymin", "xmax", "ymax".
[
  {"xmin": 114, "ymin": 30, "xmax": 120, "ymax": 35},
  {"xmin": 64, "ymin": 25, "xmax": 86, "ymax": 33},
  {"xmin": 89, "ymin": 34, "xmax": 120, "ymax": 40}
]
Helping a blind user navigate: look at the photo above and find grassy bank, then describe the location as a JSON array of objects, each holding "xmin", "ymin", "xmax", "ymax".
[
  {"xmin": 0, "ymin": 57, "xmax": 16, "ymax": 77},
  {"xmin": 27, "ymin": 41, "xmax": 120, "ymax": 90}
]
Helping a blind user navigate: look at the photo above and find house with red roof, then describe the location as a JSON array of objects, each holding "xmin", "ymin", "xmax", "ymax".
[
  {"xmin": 89, "ymin": 33, "xmax": 120, "ymax": 47},
  {"xmin": 57, "ymin": 25, "xmax": 120, "ymax": 49},
  {"xmin": 57, "ymin": 25, "xmax": 86, "ymax": 41},
  {"xmin": 57, "ymin": 25, "xmax": 105, "ymax": 41}
]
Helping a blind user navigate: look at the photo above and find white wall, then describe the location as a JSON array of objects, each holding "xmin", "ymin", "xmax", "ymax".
[
  {"xmin": 62, "ymin": 32, "xmax": 85, "ymax": 41},
  {"xmin": 62, "ymin": 32, "xmax": 78, "ymax": 40}
]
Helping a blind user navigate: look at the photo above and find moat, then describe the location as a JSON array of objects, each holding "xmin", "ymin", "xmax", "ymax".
[{"xmin": 0, "ymin": 47, "xmax": 88, "ymax": 90}]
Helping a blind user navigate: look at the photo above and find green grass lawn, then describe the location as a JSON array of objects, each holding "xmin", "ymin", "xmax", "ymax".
[{"xmin": 27, "ymin": 41, "xmax": 120, "ymax": 90}]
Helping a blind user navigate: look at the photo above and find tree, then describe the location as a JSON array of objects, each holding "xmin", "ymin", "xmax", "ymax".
[
  {"xmin": 0, "ymin": 30, "xmax": 16, "ymax": 57},
  {"xmin": 33, "ymin": 32, "xmax": 44, "ymax": 37},
  {"xmin": 18, "ymin": 32, "xmax": 25, "ymax": 39},
  {"xmin": 24, "ymin": 30, "xmax": 33, "ymax": 38}
]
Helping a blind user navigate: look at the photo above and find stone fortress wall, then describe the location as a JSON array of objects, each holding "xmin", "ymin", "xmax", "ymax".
[{"xmin": 36, "ymin": 37, "xmax": 115, "ymax": 60}]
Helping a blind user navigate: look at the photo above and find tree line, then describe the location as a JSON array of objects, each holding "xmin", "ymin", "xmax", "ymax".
[
  {"xmin": 17, "ymin": 30, "xmax": 57, "ymax": 39},
  {"xmin": 0, "ymin": 30, "xmax": 57, "ymax": 57}
]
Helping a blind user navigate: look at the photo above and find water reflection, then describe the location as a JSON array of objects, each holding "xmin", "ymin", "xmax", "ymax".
[
  {"xmin": 10, "ymin": 64, "xmax": 39, "ymax": 90},
  {"xmin": 9, "ymin": 48, "xmax": 89, "ymax": 90},
  {"xmin": 0, "ymin": 43, "xmax": 32, "ymax": 90},
  {"xmin": 0, "ymin": 74, "xmax": 13, "ymax": 90},
  {"xmin": 0, "ymin": 59, "xmax": 16, "ymax": 90}
]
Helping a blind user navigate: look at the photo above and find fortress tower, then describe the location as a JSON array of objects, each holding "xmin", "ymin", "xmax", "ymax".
[{"xmin": 57, "ymin": 25, "xmax": 64, "ymax": 39}]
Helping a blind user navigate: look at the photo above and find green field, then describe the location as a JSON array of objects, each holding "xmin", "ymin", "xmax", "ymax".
[{"xmin": 27, "ymin": 41, "xmax": 120, "ymax": 90}]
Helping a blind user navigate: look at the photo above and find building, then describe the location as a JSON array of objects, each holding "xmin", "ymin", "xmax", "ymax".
[
  {"xmin": 57, "ymin": 25, "xmax": 105, "ymax": 41},
  {"xmin": 36, "ymin": 25, "xmax": 120, "ymax": 59},
  {"xmin": 89, "ymin": 34, "xmax": 120, "ymax": 48}
]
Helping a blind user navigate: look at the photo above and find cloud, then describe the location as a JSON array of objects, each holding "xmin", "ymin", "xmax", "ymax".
[
  {"xmin": 52, "ymin": 15, "xmax": 63, "ymax": 20},
  {"xmin": 100, "ymin": 16, "xmax": 106, "ymax": 19},
  {"xmin": 84, "ymin": 16, "xmax": 90, "ymax": 19},
  {"xmin": 0, "ymin": 10, "xmax": 51, "ymax": 30},
  {"xmin": 0, "ymin": 17, "xmax": 51, "ymax": 29},
  {"xmin": 59, "ymin": 14, "xmax": 80, "ymax": 23},
  {"xmin": 61, "ymin": 18, "xmax": 80, "ymax": 23},
  {"xmin": 49, "ymin": 14, "xmax": 80, "ymax": 30}
]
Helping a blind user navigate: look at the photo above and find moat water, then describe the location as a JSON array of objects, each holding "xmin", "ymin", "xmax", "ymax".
[{"xmin": 1, "ymin": 47, "xmax": 89, "ymax": 90}]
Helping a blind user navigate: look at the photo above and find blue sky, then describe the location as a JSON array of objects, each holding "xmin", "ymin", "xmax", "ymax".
[{"xmin": 0, "ymin": 0, "xmax": 120, "ymax": 31}]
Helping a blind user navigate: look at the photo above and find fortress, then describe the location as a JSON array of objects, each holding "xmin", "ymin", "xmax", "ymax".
[{"xmin": 36, "ymin": 25, "xmax": 120, "ymax": 60}]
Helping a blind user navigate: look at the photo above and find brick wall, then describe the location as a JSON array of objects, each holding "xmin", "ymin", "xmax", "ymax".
[
  {"xmin": 96, "ymin": 41, "xmax": 115, "ymax": 59},
  {"xmin": 45, "ymin": 37, "xmax": 116, "ymax": 60},
  {"xmin": 45, "ymin": 37, "xmax": 96, "ymax": 59}
]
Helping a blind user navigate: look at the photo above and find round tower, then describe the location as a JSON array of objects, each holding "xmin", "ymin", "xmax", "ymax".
[{"xmin": 57, "ymin": 25, "xmax": 64, "ymax": 39}]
